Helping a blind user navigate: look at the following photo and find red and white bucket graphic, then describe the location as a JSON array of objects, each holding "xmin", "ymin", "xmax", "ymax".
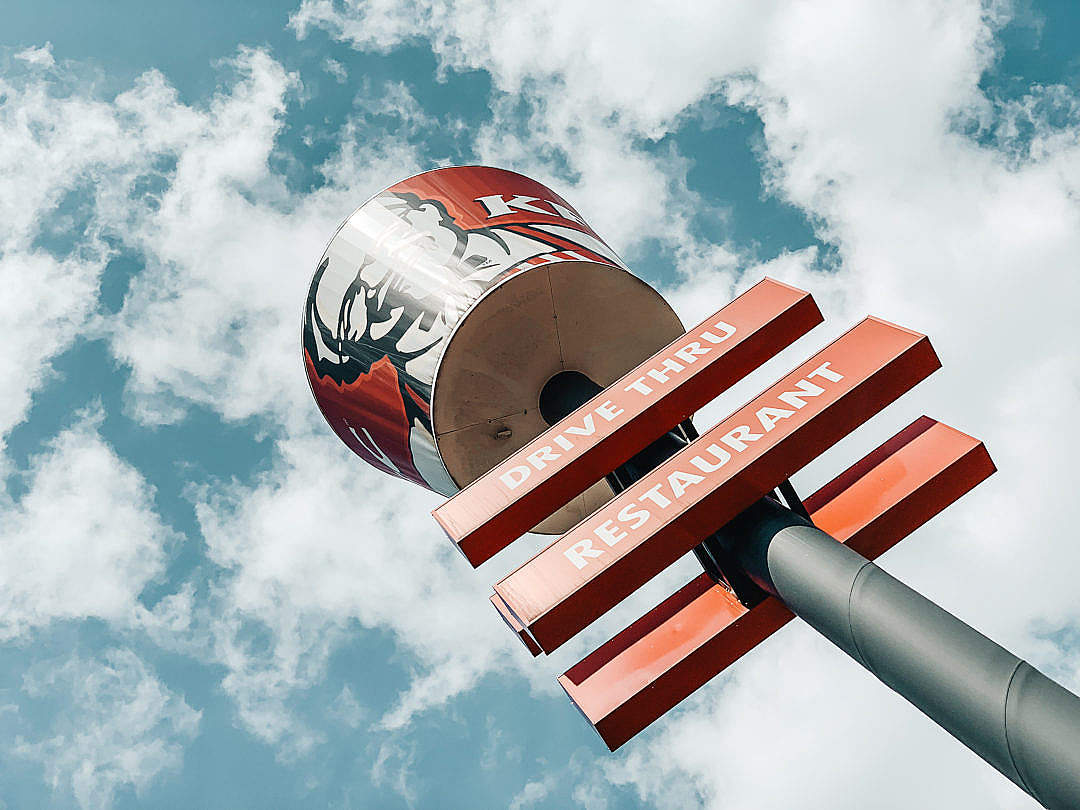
[{"xmin": 302, "ymin": 166, "xmax": 682, "ymax": 531}]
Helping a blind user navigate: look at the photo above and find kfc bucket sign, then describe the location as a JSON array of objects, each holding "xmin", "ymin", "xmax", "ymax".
[{"xmin": 302, "ymin": 166, "xmax": 684, "ymax": 533}]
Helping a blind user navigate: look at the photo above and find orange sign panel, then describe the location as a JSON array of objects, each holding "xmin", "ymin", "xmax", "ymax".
[
  {"xmin": 494, "ymin": 317, "xmax": 940, "ymax": 653},
  {"xmin": 433, "ymin": 278, "xmax": 823, "ymax": 566},
  {"xmin": 557, "ymin": 416, "xmax": 995, "ymax": 750}
]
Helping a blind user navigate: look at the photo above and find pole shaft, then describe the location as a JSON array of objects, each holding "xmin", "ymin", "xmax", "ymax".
[{"xmin": 724, "ymin": 498, "xmax": 1080, "ymax": 810}]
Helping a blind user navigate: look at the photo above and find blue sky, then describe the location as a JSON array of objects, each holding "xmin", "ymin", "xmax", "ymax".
[{"xmin": 1, "ymin": 2, "xmax": 1079, "ymax": 808}]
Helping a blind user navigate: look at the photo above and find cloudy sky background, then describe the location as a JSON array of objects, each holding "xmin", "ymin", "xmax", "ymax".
[{"xmin": 2, "ymin": 1, "xmax": 1079, "ymax": 807}]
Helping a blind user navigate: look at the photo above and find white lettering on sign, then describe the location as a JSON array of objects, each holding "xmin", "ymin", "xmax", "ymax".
[
  {"xmin": 640, "ymin": 484, "xmax": 673, "ymax": 509},
  {"xmin": 499, "ymin": 465, "xmax": 531, "ymax": 490},
  {"xmin": 674, "ymin": 341, "xmax": 709, "ymax": 365},
  {"xmin": 720, "ymin": 426, "xmax": 762, "ymax": 452},
  {"xmin": 756, "ymin": 406, "xmax": 795, "ymax": 431},
  {"xmin": 475, "ymin": 194, "xmax": 585, "ymax": 224},
  {"xmin": 689, "ymin": 444, "xmax": 731, "ymax": 473},
  {"xmin": 647, "ymin": 358, "xmax": 685, "ymax": 385},
  {"xmin": 668, "ymin": 470, "xmax": 704, "ymax": 498},
  {"xmin": 493, "ymin": 399, "xmax": 625, "ymax": 490},
  {"xmin": 625, "ymin": 378, "xmax": 653, "ymax": 396},
  {"xmin": 565, "ymin": 538, "xmax": 604, "ymax": 570},
  {"xmin": 809, "ymin": 362, "xmax": 843, "ymax": 382},
  {"xmin": 565, "ymin": 413, "xmax": 596, "ymax": 437},
  {"xmin": 777, "ymin": 380, "xmax": 824, "ymax": 409},
  {"xmin": 596, "ymin": 400, "xmax": 624, "ymax": 421},
  {"xmin": 527, "ymin": 446, "xmax": 561, "ymax": 470},
  {"xmin": 623, "ymin": 321, "xmax": 735, "ymax": 398},
  {"xmin": 702, "ymin": 321, "xmax": 737, "ymax": 344},
  {"xmin": 594, "ymin": 519, "xmax": 628, "ymax": 547},
  {"xmin": 496, "ymin": 319, "xmax": 740, "ymax": 496},
  {"xmin": 617, "ymin": 503, "xmax": 650, "ymax": 529},
  {"xmin": 562, "ymin": 361, "xmax": 846, "ymax": 570}
]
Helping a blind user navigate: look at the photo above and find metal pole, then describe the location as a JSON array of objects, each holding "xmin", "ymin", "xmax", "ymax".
[{"xmin": 721, "ymin": 498, "xmax": 1080, "ymax": 810}]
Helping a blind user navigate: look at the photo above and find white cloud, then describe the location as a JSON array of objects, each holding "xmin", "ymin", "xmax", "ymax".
[
  {"xmin": 0, "ymin": 250, "xmax": 103, "ymax": 443},
  {"xmin": 0, "ymin": 17, "xmax": 755, "ymax": 762},
  {"xmin": 290, "ymin": 0, "xmax": 756, "ymax": 286},
  {"xmin": 508, "ymin": 773, "xmax": 558, "ymax": 810},
  {"xmin": 603, "ymin": 1, "xmax": 1077, "ymax": 807},
  {"xmin": 606, "ymin": 630, "xmax": 1034, "ymax": 810},
  {"xmin": 100, "ymin": 50, "xmax": 422, "ymax": 429},
  {"xmin": 370, "ymin": 738, "xmax": 418, "ymax": 805},
  {"xmin": 0, "ymin": 55, "xmax": 123, "ymax": 443},
  {"xmin": 289, "ymin": 1, "xmax": 763, "ymax": 134},
  {"xmin": 192, "ymin": 429, "xmax": 524, "ymax": 747},
  {"xmin": 188, "ymin": 425, "xmax": 701, "ymax": 750},
  {"xmin": 322, "ymin": 56, "xmax": 348, "ymax": 83},
  {"xmin": 14, "ymin": 648, "xmax": 200, "ymax": 810},
  {"xmin": 330, "ymin": 685, "xmax": 368, "ymax": 729},
  {"xmin": 2, "ymin": 39, "xmax": 493, "ymax": 754},
  {"xmin": 102, "ymin": 48, "xmax": 308, "ymax": 426},
  {"xmin": 0, "ymin": 410, "xmax": 174, "ymax": 640},
  {"xmin": 0, "ymin": 46, "xmax": 555, "ymax": 751},
  {"xmin": 1, "ymin": 44, "xmax": 411, "ymax": 434},
  {"xmin": 13, "ymin": 42, "xmax": 55, "ymax": 68},
  {"xmin": 709, "ymin": 0, "xmax": 1080, "ymax": 656}
]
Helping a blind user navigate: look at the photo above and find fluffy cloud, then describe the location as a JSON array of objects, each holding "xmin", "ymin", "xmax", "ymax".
[
  {"xmin": 509, "ymin": 774, "xmax": 559, "ymax": 810},
  {"xmin": 0, "ymin": 21, "xmax": 756, "ymax": 763},
  {"xmin": 0, "ymin": 249, "xmax": 102, "ymax": 445},
  {"xmin": 13, "ymin": 648, "xmax": 201, "ymax": 810},
  {"xmin": 101, "ymin": 48, "xmax": 312, "ymax": 426},
  {"xmin": 288, "ymin": 0, "xmax": 766, "ymax": 133},
  {"xmin": 0, "ymin": 411, "xmax": 173, "ymax": 640},
  {"xmin": 619, "ymin": 2, "xmax": 1077, "ymax": 807},
  {"xmin": 192, "ymin": 429, "xmax": 525, "ymax": 748},
  {"xmin": 0, "ymin": 44, "xmax": 416, "ymax": 433},
  {"xmin": 100, "ymin": 50, "xmax": 429, "ymax": 430},
  {"xmin": 720, "ymin": 0, "xmax": 1080, "ymax": 655},
  {"xmin": 3, "ymin": 38, "xmax": 501, "ymax": 755},
  {"xmin": 189, "ymin": 428, "xmax": 708, "ymax": 752},
  {"xmin": 0, "ymin": 52, "xmax": 115, "ymax": 444},
  {"xmin": 13, "ymin": 42, "xmax": 55, "ymax": 68},
  {"xmin": 290, "ymin": 0, "xmax": 754, "ymax": 284}
]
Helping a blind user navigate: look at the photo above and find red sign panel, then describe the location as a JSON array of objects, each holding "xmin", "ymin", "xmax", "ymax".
[
  {"xmin": 434, "ymin": 278, "xmax": 823, "ymax": 566},
  {"xmin": 494, "ymin": 317, "xmax": 940, "ymax": 653},
  {"xmin": 557, "ymin": 416, "xmax": 995, "ymax": 750},
  {"xmin": 491, "ymin": 592, "xmax": 543, "ymax": 657}
]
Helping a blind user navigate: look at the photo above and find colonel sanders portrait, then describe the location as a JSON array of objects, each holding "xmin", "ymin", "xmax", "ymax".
[{"xmin": 302, "ymin": 190, "xmax": 572, "ymax": 493}]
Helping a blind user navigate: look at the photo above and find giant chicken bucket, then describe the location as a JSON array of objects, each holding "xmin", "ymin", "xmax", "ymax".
[{"xmin": 302, "ymin": 166, "xmax": 683, "ymax": 533}]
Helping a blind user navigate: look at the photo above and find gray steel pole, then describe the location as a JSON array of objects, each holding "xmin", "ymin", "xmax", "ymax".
[{"xmin": 722, "ymin": 498, "xmax": 1080, "ymax": 810}]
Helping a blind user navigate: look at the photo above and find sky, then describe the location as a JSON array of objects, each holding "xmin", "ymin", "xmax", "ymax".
[{"xmin": 1, "ymin": 1, "xmax": 1079, "ymax": 808}]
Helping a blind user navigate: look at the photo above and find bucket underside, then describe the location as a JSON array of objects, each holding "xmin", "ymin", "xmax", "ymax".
[{"xmin": 432, "ymin": 261, "xmax": 683, "ymax": 534}]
